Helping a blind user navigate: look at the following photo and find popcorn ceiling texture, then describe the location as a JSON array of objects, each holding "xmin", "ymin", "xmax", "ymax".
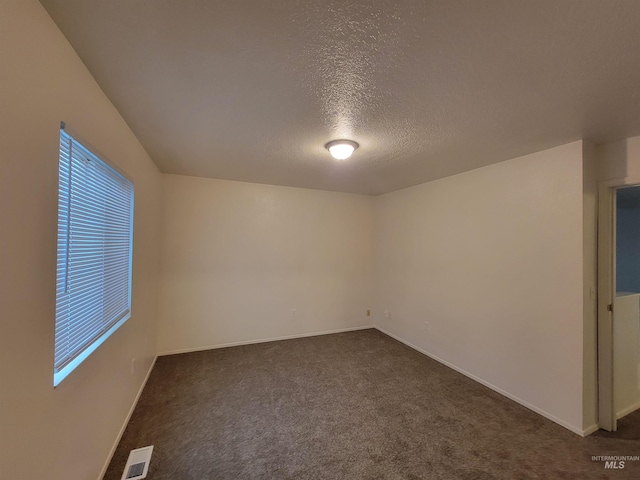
[
  {"xmin": 40, "ymin": 0, "xmax": 640, "ymax": 194},
  {"xmin": 103, "ymin": 329, "xmax": 640, "ymax": 479}
]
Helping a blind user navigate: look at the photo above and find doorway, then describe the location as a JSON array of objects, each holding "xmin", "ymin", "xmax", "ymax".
[{"xmin": 598, "ymin": 184, "xmax": 640, "ymax": 431}]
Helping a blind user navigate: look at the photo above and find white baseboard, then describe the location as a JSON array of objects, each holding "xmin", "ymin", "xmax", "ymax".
[
  {"xmin": 374, "ymin": 326, "xmax": 586, "ymax": 437},
  {"xmin": 97, "ymin": 355, "xmax": 157, "ymax": 480},
  {"xmin": 616, "ymin": 399, "xmax": 640, "ymax": 420},
  {"xmin": 158, "ymin": 325, "xmax": 375, "ymax": 356},
  {"xmin": 582, "ymin": 424, "xmax": 599, "ymax": 436}
]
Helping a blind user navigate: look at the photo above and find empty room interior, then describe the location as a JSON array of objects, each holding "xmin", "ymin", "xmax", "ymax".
[{"xmin": 4, "ymin": 0, "xmax": 640, "ymax": 479}]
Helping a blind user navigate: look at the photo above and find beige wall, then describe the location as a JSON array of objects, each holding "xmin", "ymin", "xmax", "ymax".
[
  {"xmin": 596, "ymin": 135, "xmax": 640, "ymax": 182},
  {"xmin": 374, "ymin": 142, "xmax": 586, "ymax": 434},
  {"xmin": 0, "ymin": 2, "xmax": 162, "ymax": 479},
  {"xmin": 157, "ymin": 175, "xmax": 374, "ymax": 354},
  {"xmin": 623, "ymin": 136, "xmax": 640, "ymax": 179}
]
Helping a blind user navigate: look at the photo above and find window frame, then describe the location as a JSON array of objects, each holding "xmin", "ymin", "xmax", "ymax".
[{"xmin": 53, "ymin": 123, "xmax": 134, "ymax": 387}]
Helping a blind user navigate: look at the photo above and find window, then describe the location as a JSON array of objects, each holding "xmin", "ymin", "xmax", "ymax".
[{"xmin": 54, "ymin": 124, "xmax": 134, "ymax": 386}]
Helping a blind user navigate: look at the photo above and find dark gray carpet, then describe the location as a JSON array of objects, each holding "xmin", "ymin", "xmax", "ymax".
[{"xmin": 104, "ymin": 329, "xmax": 640, "ymax": 479}]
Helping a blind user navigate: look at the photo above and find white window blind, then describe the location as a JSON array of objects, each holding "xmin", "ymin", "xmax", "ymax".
[{"xmin": 54, "ymin": 125, "xmax": 134, "ymax": 386}]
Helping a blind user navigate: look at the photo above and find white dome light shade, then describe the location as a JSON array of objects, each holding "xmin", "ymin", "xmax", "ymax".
[{"xmin": 325, "ymin": 140, "xmax": 359, "ymax": 160}]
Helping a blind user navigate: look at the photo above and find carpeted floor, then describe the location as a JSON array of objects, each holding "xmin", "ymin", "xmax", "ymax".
[{"xmin": 104, "ymin": 329, "xmax": 640, "ymax": 479}]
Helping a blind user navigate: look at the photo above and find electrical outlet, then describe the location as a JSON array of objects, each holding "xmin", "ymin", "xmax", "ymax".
[
  {"xmin": 291, "ymin": 309, "xmax": 296, "ymax": 318},
  {"xmin": 384, "ymin": 310, "xmax": 390, "ymax": 319},
  {"xmin": 423, "ymin": 321, "xmax": 430, "ymax": 331}
]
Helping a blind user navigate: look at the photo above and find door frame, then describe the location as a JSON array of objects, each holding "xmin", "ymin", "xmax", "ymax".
[{"xmin": 597, "ymin": 177, "xmax": 640, "ymax": 431}]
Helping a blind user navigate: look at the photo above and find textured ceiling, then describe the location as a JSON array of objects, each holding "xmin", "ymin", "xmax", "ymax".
[{"xmin": 40, "ymin": 0, "xmax": 640, "ymax": 195}]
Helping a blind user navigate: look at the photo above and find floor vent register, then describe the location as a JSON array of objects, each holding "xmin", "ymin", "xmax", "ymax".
[{"xmin": 121, "ymin": 446, "xmax": 154, "ymax": 480}]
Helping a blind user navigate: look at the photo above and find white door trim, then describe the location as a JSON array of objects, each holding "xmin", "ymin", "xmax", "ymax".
[
  {"xmin": 597, "ymin": 175, "xmax": 640, "ymax": 431},
  {"xmin": 597, "ymin": 182, "xmax": 615, "ymax": 431}
]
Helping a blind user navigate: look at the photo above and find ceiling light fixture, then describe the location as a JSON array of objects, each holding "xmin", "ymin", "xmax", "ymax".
[{"xmin": 325, "ymin": 139, "xmax": 359, "ymax": 160}]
